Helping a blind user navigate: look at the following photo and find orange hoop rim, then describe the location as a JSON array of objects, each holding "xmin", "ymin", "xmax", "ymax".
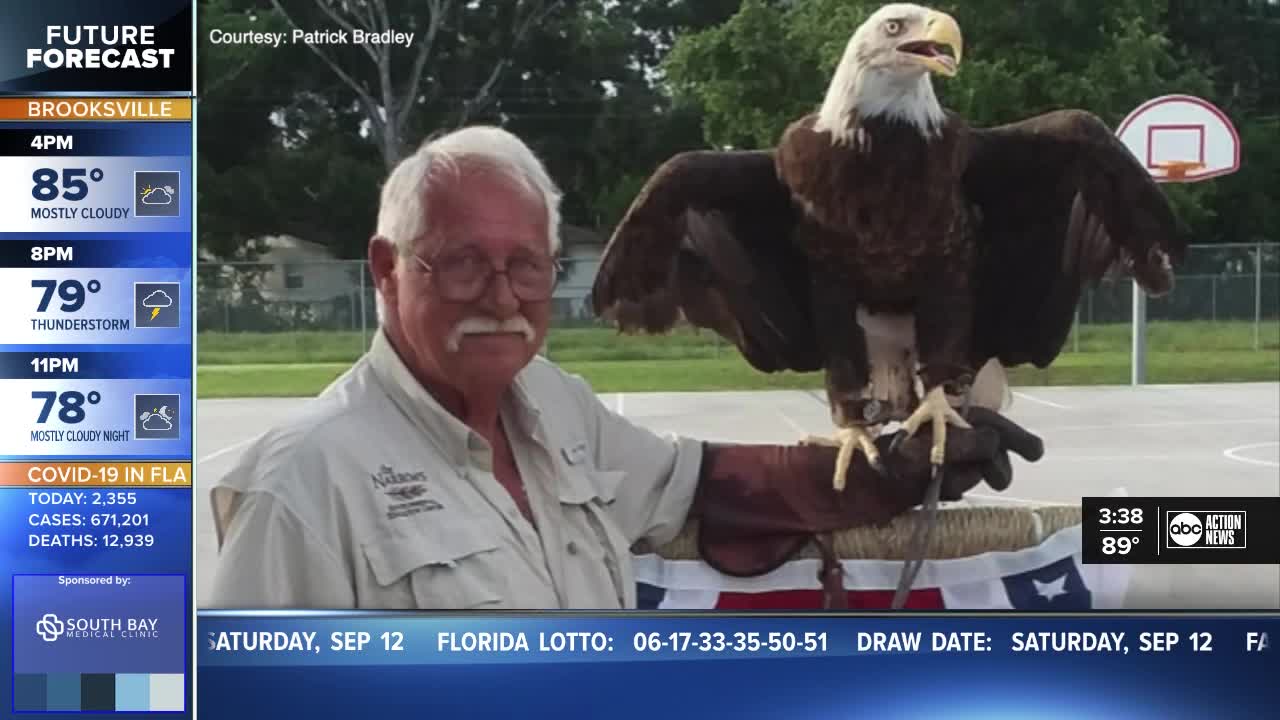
[{"xmin": 1153, "ymin": 160, "xmax": 1206, "ymax": 179}]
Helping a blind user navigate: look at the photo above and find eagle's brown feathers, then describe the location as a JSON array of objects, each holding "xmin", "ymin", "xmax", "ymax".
[{"xmin": 592, "ymin": 3, "xmax": 1183, "ymax": 425}]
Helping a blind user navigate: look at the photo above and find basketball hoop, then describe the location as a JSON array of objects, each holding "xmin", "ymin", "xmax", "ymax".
[
  {"xmin": 1116, "ymin": 95, "xmax": 1240, "ymax": 184},
  {"xmin": 1154, "ymin": 160, "xmax": 1205, "ymax": 180}
]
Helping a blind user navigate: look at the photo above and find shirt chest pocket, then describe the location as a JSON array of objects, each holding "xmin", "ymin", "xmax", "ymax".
[
  {"xmin": 556, "ymin": 468, "xmax": 630, "ymax": 608},
  {"xmin": 361, "ymin": 517, "xmax": 506, "ymax": 610}
]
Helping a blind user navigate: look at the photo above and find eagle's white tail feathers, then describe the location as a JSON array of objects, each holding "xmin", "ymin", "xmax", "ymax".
[
  {"xmin": 855, "ymin": 309, "xmax": 1012, "ymax": 416},
  {"xmin": 856, "ymin": 308, "xmax": 918, "ymax": 413},
  {"xmin": 967, "ymin": 358, "xmax": 1012, "ymax": 411}
]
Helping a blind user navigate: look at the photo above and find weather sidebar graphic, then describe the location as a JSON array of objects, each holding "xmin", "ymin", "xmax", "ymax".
[{"xmin": 0, "ymin": 2, "xmax": 194, "ymax": 717}]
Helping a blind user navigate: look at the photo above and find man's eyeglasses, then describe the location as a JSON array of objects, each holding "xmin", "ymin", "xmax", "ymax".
[{"xmin": 411, "ymin": 251, "xmax": 562, "ymax": 303}]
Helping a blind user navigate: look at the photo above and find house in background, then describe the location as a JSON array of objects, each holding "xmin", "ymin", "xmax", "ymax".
[
  {"xmin": 251, "ymin": 235, "xmax": 364, "ymax": 303},
  {"xmin": 552, "ymin": 224, "xmax": 606, "ymax": 321},
  {"xmin": 200, "ymin": 225, "xmax": 612, "ymax": 329},
  {"xmin": 197, "ymin": 235, "xmax": 368, "ymax": 333},
  {"xmin": 253, "ymin": 228, "xmax": 607, "ymax": 315}
]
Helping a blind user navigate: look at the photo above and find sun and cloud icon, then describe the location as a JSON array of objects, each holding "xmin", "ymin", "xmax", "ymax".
[
  {"xmin": 134, "ymin": 171, "xmax": 180, "ymax": 217},
  {"xmin": 140, "ymin": 185, "xmax": 175, "ymax": 205}
]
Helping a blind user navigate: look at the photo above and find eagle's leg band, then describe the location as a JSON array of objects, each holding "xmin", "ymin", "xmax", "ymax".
[
  {"xmin": 847, "ymin": 398, "xmax": 895, "ymax": 426},
  {"xmin": 916, "ymin": 364, "xmax": 975, "ymax": 396}
]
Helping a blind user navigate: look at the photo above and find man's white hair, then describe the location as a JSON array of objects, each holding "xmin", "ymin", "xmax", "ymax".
[
  {"xmin": 373, "ymin": 126, "xmax": 562, "ymax": 323},
  {"xmin": 376, "ymin": 125, "xmax": 562, "ymax": 256}
]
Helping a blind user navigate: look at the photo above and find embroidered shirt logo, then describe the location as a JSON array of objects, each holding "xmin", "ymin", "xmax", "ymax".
[
  {"xmin": 385, "ymin": 484, "xmax": 428, "ymax": 502},
  {"xmin": 370, "ymin": 465, "xmax": 427, "ymax": 490},
  {"xmin": 370, "ymin": 465, "xmax": 441, "ymax": 519}
]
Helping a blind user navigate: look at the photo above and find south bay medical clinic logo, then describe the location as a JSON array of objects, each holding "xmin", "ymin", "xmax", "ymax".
[
  {"xmin": 1166, "ymin": 511, "xmax": 1247, "ymax": 549},
  {"xmin": 34, "ymin": 612, "xmax": 160, "ymax": 642},
  {"xmin": 36, "ymin": 613, "xmax": 64, "ymax": 642}
]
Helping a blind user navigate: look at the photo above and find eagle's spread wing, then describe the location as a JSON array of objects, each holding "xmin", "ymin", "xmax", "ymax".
[
  {"xmin": 591, "ymin": 150, "xmax": 822, "ymax": 373},
  {"xmin": 962, "ymin": 109, "xmax": 1186, "ymax": 368}
]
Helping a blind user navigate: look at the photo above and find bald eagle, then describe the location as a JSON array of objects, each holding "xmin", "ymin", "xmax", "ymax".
[{"xmin": 591, "ymin": 3, "xmax": 1184, "ymax": 488}]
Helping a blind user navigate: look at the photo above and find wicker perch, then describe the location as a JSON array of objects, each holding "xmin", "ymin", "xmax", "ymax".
[{"xmin": 641, "ymin": 504, "xmax": 1083, "ymax": 562}]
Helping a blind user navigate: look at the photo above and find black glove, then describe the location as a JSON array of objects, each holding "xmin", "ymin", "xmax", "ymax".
[
  {"xmin": 880, "ymin": 407, "xmax": 1045, "ymax": 500},
  {"xmin": 691, "ymin": 407, "xmax": 1044, "ymax": 578}
]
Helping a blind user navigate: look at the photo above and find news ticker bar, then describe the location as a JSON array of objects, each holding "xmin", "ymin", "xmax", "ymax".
[
  {"xmin": 198, "ymin": 615, "xmax": 1276, "ymax": 667},
  {"xmin": 1082, "ymin": 496, "xmax": 1279, "ymax": 564},
  {"xmin": 196, "ymin": 616, "xmax": 1279, "ymax": 719}
]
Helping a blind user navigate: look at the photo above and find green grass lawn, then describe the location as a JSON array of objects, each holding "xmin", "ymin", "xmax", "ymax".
[
  {"xmin": 197, "ymin": 346, "xmax": 1280, "ymax": 398},
  {"xmin": 198, "ymin": 320, "xmax": 1279, "ymax": 365}
]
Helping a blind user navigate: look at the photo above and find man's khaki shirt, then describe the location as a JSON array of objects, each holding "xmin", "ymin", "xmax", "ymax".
[{"xmin": 207, "ymin": 331, "xmax": 703, "ymax": 609}]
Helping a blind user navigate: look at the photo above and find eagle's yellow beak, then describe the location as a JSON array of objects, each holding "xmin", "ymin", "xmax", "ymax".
[{"xmin": 900, "ymin": 10, "xmax": 963, "ymax": 77}]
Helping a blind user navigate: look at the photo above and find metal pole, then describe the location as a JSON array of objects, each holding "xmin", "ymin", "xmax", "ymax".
[
  {"xmin": 1132, "ymin": 279, "xmax": 1146, "ymax": 385},
  {"xmin": 1256, "ymin": 241, "xmax": 1263, "ymax": 351},
  {"xmin": 1211, "ymin": 276, "xmax": 1217, "ymax": 323},
  {"xmin": 1072, "ymin": 307, "xmax": 1080, "ymax": 352},
  {"xmin": 359, "ymin": 262, "xmax": 368, "ymax": 351}
]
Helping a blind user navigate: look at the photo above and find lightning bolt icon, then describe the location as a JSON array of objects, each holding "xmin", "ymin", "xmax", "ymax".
[{"xmin": 150, "ymin": 307, "xmax": 161, "ymax": 321}]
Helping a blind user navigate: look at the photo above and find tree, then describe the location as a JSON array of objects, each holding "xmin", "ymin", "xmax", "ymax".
[
  {"xmin": 197, "ymin": 0, "xmax": 728, "ymax": 258},
  {"xmin": 1164, "ymin": 0, "xmax": 1280, "ymax": 244},
  {"xmin": 263, "ymin": 0, "xmax": 564, "ymax": 171}
]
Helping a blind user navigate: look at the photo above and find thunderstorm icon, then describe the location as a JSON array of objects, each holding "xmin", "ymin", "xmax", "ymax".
[{"xmin": 141, "ymin": 289, "xmax": 173, "ymax": 322}]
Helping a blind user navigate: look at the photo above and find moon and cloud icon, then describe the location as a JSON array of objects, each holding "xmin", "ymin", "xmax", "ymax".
[
  {"xmin": 139, "ymin": 406, "xmax": 174, "ymax": 431},
  {"xmin": 134, "ymin": 394, "xmax": 181, "ymax": 439}
]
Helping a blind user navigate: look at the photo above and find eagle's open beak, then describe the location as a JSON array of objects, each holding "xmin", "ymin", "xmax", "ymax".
[{"xmin": 899, "ymin": 10, "xmax": 963, "ymax": 77}]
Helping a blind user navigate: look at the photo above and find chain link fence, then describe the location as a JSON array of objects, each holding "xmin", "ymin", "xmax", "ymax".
[{"xmin": 196, "ymin": 242, "xmax": 1278, "ymax": 364}]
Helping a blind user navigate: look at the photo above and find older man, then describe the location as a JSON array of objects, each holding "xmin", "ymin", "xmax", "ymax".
[{"xmin": 208, "ymin": 126, "xmax": 1039, "ymax": 609}]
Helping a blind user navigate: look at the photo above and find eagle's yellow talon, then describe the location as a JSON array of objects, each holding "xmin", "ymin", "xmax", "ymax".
[
  {"xmin": 806, "ymin": 426, "xmax": 881, "ymax": 491},
  {"xmin": 900, "ymin": 386, "xmax": 970, "ymax": 469}
]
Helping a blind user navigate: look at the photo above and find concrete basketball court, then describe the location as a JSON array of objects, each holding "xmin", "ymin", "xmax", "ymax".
[{"xmin": 194, "ymin": 382, "xmax": 1280, "ymax": 609}]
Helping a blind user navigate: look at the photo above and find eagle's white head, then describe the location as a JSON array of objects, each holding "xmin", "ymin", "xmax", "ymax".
[{"xmin": 815, "ymin": 3, "xmax": 963, "ymax": 144}]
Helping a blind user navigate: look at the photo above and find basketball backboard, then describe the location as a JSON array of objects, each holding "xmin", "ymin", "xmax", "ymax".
[{"xmin": 1116, "ymin": 94, "xmax": 1240, "ymax": 183}]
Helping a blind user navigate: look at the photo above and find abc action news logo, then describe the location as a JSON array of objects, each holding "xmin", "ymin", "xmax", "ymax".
[{"xmin": 1166, "ymin": 511, "xmax": 1247, "ymax": 549}]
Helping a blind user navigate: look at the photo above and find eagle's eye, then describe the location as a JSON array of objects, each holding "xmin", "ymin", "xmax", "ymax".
[{"xmin": 884, "ymin": 19, "xmax": 903, "ymax": 36}]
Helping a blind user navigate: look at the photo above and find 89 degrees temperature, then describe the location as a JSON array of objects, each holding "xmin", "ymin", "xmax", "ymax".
[{"xmin": 1101, "ymin": 536, "xmax": 1140, "ymax": 555}]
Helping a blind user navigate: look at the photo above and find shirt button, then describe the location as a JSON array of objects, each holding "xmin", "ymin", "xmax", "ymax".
[{"xmin": 566, "ymin": 541, "xmax": 579, "ymax": 555}]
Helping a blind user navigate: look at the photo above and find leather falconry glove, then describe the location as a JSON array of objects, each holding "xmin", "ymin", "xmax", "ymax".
[{"xmin": 690, "ymin": 408, "xmax": 1045, "ymax": 581}]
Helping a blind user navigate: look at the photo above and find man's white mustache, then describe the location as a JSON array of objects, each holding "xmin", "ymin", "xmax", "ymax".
[{"xmin": 446, "ymin": 315, "xmax": 536, "ymax": 352}]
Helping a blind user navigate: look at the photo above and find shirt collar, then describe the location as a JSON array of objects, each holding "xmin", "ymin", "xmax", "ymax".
[{"xmin": 366, "ymin": 329, "xmax": 547, "ymax": 464}]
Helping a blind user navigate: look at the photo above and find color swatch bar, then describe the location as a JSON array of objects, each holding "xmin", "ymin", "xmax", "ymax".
[{"xmin": 14, "ymin": 672, "xmax": 184, "ymax": 711}]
